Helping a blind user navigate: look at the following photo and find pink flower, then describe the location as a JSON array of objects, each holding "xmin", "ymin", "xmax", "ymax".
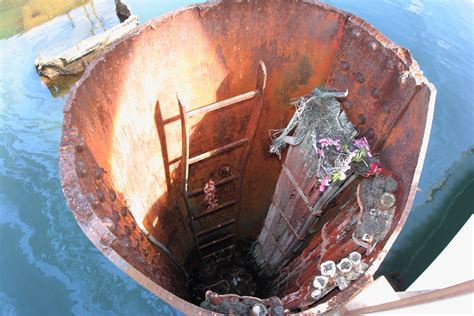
[
  {"xmin": 315, "ymin": 147, "xmax": 325, "ymax": 157},
  {"xmin": 319, "ymin": 175, "xmax": 330, "ymax": 192},
  {"xmin": 319, "ymin": 138, "xmax": 341, "ymax": 150}
]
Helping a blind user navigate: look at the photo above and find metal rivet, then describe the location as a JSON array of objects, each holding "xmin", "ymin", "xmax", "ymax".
[
  {"xmin": 119, "ymin": 236, "xmax": 130, "ymax": 248},
  {"xmin": 371, "ymin": 87, "xmax": 380, "ymax": 99},
  {"xmin": 120, "ymin": 207, "xmax": 128, "ymax": 217},
  {"xmin": 340, "ymin": 60, "xmax": 350, "ymax": 71},
  {"xmin": 94, "ymin": 166, "xmax": 104, "ymax": 179},
  {"xmin": 86, "ymin": 192, "xmax": 99, "ymax": 208},
  {"xmin": 355, "ymin": 72, "xmax": 365, "ymax": 83},
  {"xmin": 108, "ymin": 189, "xmax": 116, "ymax": 202},
  {"xmin": 96, "ymin": 188, "xmax": 104, "ymax": 202},
  {"xmin": 366, "ymin": 128, "xmax": 375, "ymax": 140},
  {"xmin": 75, "ymin": 160, "xmax": 87, "ymax": 177},
  {"xmin": 75, "ymin": 145, "xmax": 84, "ymax": 153},
  {"xmin": 124, "ymin": 225, "xmax": 131, "ymax": 236},
  {"xmin": 358, "ymin": 114, "xmax": 366, "ymax": 125},
  {"xmin": 343, "ymin": 100, "xmax": 353, "ymax": 110},
  {"xmin": 112, "ymin": 209, "xmax": 119, "ymax": 223}
]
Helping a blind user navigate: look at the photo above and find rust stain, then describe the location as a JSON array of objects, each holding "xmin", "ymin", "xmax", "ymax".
[{"xmin": 59, "ymin": 0, "xmax": 435, "ymax": 314}]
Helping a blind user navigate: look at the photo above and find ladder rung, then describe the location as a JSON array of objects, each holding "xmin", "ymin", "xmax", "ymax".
[
  {"xmin": 199, "ymin": 234, "xmax": 235, "ymax": 250},
  {"xmin": 193, "ymin": 200, "xmax": 237, "ymax": 220},
  {"xmin": 201, "ymin": 245, "xmax": 235, "ymax": 261},
  {"xmin": 196, "ymin": 219, "xmax": 236, "ymax": 237},
  {"xmin": 169, "ymin": 156, "xmax": 180, "ymax": 165},
  {"xmin": 189, "ymin": 138, "xmax": 248, "ymax": 165},
  {"xmin": 186, "ymin": 90, "xmax": 259, "ymax": 118},
  {"xmin": 189, "ymin": 175, "xmax": 239, "ymax": 197}
]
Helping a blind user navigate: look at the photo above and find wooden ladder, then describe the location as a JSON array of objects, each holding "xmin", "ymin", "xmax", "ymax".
[{"xmin": 178, "ymin": 61, "xmax": 267, "ymax": 260}]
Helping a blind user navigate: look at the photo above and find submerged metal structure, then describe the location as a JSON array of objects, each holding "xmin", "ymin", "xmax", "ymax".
[{"xmin": 59, "ymin": 1, "xmax": 435, "ymax": 314}]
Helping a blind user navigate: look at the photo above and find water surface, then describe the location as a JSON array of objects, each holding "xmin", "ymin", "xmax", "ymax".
[{"xmin": 1, "ymin": 0, "xmax": 473, "ymax": 314}]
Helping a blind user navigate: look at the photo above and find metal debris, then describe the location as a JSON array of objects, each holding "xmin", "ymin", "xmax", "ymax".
[
  {"xmin": 307, "ymin": 253, "xmax": 368, "ymax": 303},
  {"xmin": 353, "ymin": 175, "xmax": 398, "ymax": 254},
  {"xmin": 201, "ymin": 291, "xmax": 284, "ymax": 315},
  {"xmin": 269, "ymin": 88, "xmax": 351, "ymax": 157}
]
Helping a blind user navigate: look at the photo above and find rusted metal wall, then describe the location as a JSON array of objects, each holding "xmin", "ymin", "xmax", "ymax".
[
  {"xmin": 60, "ymin": 0, "xmax": 435, "ymax": 314},
  {"xmin": 253, "ymin": 10, "xmax": 436, "ymax": 313}
]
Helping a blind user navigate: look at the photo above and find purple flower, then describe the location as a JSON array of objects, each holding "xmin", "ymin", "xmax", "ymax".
[{"xmin": 353, "ymin": 137, "xmax": 372, "ymax": 157}]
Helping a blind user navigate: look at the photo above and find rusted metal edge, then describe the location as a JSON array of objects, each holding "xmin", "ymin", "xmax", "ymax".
[{"xmin": 345, "ymin": 280, "xmax": 474, "ymax": 315}]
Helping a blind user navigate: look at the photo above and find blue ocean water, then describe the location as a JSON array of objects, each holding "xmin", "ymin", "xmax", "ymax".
[{"xmin": 0, "ymin": 0, "xmax": 472, "ymax": 314}]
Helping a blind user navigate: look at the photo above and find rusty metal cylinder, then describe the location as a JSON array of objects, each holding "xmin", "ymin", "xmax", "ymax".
[{"xmin": 60, "ymin": 1, "xmax": 435, "ymax": 314}]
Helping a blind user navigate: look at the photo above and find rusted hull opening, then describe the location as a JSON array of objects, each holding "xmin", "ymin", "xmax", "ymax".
[{"xmin": 60, "ymin": 1, "xmax": 435, "ymax": 314}]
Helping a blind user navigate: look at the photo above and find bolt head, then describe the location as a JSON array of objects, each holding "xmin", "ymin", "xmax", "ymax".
[
  {"xmin": 337, "ymin": 258, "xmax": 353, "ymax": 273},
  {"xmin": 312, "ymin": 275, "xmax": 329, "ymax": 289},
  {"xmin": 320, "ymin": 261, "xmax": 336, "ymax": 277},
  {"xmin": 349, "ymin": 252, "xmax": 362, "ymax": 265}
]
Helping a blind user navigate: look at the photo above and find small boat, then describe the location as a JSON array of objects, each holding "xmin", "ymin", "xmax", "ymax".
[{"xmin": 59, "ymin": 1, "xmax": 435, "ymax": 314}]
